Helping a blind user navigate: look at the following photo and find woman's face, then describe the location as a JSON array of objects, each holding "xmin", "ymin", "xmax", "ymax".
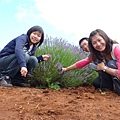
[
  {"xmin": 30, "ymin": 31, "xmax": 42, "ymax": 44},
  {"xmin": 91, "ymin": 33, "xmax": 106, "ymax": 52}
]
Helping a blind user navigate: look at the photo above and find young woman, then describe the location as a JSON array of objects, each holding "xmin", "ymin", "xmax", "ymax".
[
  {"xmin": 62, "ymin": 30, "xmax": 120, "ymax": 94},
  {"xmin": 0, "ymin": 25, "xmax": 50, "ymax": 87},
  {"xmin": 88, "ymin": 29, "xmax": 120, "ymax": 94}
]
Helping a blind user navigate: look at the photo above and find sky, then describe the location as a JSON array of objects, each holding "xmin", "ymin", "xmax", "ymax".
[{"xmin": 0, "ymin": 0, "xmax": 120, "ymax": 49}]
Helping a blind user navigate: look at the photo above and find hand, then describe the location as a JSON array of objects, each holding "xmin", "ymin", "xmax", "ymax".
[
  {"xmin": 42, "ymin": 54, "xmax": 51, "ymax": 61},
  {"xmin": 58, "ymin": 67, "xmax": 66, "ymax": 74},
  {"xmin": 96, "ymin": 62, "xmax": 105, "ymax": 71},
  {"xmin": 20, "ymin": 67, "xmax": 28, "ymax": 77},
  {"xmin": 62, "ymin": 68, "xmax": 67, "ymax": 72}
]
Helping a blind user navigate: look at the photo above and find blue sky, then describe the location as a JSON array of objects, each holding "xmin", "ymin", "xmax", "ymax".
[{"xmin": 0, "ymin": 0, "xmax": 120, "ymax": 49}]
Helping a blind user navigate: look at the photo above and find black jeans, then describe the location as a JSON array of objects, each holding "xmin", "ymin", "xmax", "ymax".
[
  {"xmin": 0, "ymin": 53, "xmax": 38, "ymax": 84},
  {"xmin": 93, "ymin": 60, "xmax": 120, "ymax": 94},
  {"xmin": 93, "ymin": 71, "xmax": 113, "ymax": 91}
]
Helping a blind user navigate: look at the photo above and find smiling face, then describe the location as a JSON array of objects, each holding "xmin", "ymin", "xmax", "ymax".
[
  {"xmin": 30, "ymin": 31, "xmax": 42, "ymax": 45},
  {"xmin": 91, "ymin": 33, "xmax": 106, "ymax": 52},
  {"xmin": 80, "ymin": 39, "xmax": 89, "ymax": 52}
]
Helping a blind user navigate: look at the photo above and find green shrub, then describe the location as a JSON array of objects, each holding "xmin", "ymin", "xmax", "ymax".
[{"xmin": 28, "ymin": 36, "xmax": 98, "ymax": 90}]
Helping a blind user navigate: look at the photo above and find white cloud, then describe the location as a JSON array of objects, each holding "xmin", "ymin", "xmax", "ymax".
[
  {"xmin": 14, "ymin": 0, "xmax": 120, "ymax": 44},
  {"xmin": 15, "ymin": 3, "xmax": 41, "ymax": 23},
  {"xmin": 15, "ymin": 4, "xmax": 27, "ymax": 20},
  {"xmin": 33, "ymin": 0, "xmax": 120, "ymax": 42}
]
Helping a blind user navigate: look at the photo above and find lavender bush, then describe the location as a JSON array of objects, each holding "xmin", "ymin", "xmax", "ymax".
[{"xmin": 28, "ymin": 35, "xmax": 98, "ymax": 90}]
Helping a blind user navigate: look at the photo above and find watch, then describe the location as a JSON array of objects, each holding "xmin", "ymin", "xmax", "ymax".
[{"xmin": 103, "ymin": 66, "xmax": 107, "ymax": 72}]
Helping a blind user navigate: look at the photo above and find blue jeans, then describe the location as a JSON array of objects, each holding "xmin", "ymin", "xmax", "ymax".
[{"xmin": 0, "ymin": 53, "xmax": 38, "ymax": 79}]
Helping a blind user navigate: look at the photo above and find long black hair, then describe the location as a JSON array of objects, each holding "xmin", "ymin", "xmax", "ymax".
[
  {"xmin": 88, "ymin": 29, "xmax": 118, "ymax": 61},
  {"xmin": 27, "ymin": 25, "xmax": 44, "ymax": 47}
]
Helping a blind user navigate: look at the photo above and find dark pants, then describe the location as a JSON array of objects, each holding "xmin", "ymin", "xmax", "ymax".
[
  {"xmin": 93, "ymin": 60, "xmax": 120, "ymax": 94},
  {"xmin": 0, "ymin": 53, "xmax": 38, "ymax": 84}
]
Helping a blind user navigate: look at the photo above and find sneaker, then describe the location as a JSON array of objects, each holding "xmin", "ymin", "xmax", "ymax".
[
  {"xmin": 0, "ymin": 79, "xmax": 13, "ymax": 87},
  {"xmin": 11, "ymin": 77, "xmax": 30, "ymax": 87},
  {"xmin": 12, "ymin": 82, "xmax": 30, "ymax": 87},
  {"xmin": 20, "ymin": 83, "xmax": 30, "ymax": 87},
  {"xmin": 3, "ymin": 76, "xmax": 11, "ymax": 84},
  {"xmin": 26, "ymin": 73, "xmax": 33, "ymax": 77}
]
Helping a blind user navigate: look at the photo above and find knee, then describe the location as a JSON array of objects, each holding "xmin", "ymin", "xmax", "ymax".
[
  {"xmin": 107, "ymin": 60, "xmax": 117, "ymax": 69},
  {"xmin": 30, "ymin": 56, "xmax": 37, "ymax": 61},
  {"xmin": 29, "ymin": 56, "xmax": 38, "ymax": 65}
]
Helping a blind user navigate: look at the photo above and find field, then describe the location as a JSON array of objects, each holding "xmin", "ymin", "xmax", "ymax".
[{"xmin": 0, "ymin": 86, "xmax": 120, "ymax": 120}]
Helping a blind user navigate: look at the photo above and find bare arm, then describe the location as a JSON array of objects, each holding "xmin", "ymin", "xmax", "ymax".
[
  {"xmin": 62, "ymin": 63, "xmax": 77, "ymax": 72},
  {"xmin": 62, "ymin": 57, "xmax": 91, "ymax": 72}
]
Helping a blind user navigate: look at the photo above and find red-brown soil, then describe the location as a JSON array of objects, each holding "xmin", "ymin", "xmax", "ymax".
[{"xmin": 0, "ymin": 86, "xmax": 120, "ymax": 120}]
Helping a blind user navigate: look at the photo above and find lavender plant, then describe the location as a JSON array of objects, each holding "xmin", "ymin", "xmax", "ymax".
[{"xmin": 28, "ymin": 35, "xmax": 98, "ymax": 89}]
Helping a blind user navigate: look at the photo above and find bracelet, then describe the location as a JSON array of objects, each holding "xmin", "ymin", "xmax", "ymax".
[{"xmin": 103, "ymin": 66, "xmax": 107, "ymax": 72}]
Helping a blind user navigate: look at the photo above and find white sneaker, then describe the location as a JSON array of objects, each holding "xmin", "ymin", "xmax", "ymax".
[{"xmin": 0, "ymin": 79, "xmax": 13, "ymax": 87}]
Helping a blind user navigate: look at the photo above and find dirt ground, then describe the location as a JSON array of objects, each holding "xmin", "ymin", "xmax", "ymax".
[{"xmin": 0, "ymin": 86, "xmax": 120, "ymax": 120}]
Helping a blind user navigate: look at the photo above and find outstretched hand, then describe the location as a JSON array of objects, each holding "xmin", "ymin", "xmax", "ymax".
[
  {"xmin": 62, "ymin": 68, "xmax": 67, "ymax": 72},
  {"xmin": 42, "ymin": 54, "xmax": 51, "ymax": 61}
]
